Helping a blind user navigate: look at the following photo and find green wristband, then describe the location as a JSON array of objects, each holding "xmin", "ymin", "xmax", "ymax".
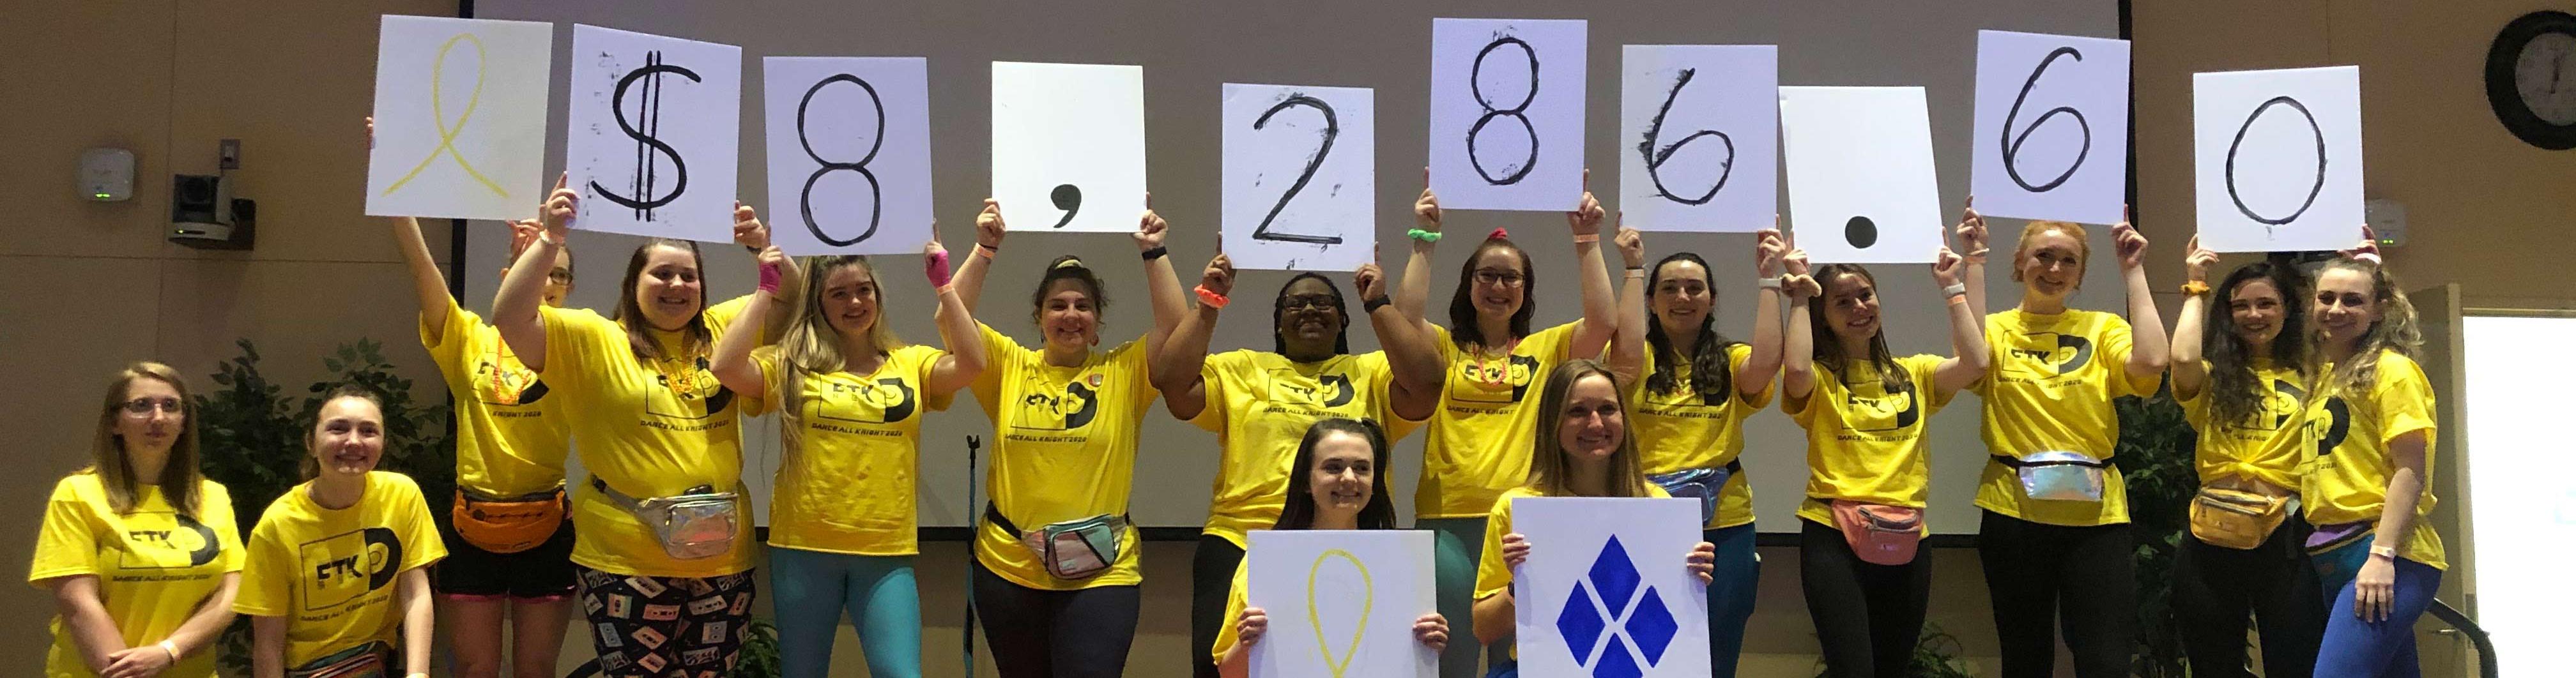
[{"xmin": 1406, "ymin": 229, "xmax": 1443, "ymax": 243}]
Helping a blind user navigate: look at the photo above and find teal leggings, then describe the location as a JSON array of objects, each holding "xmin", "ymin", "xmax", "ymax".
[
  {"xmin": 1424, "ymin": 517, "xmax": 1510, "ymax": 678},
  {"xmin": 768, "ymin": 548, "xmax": 922, "ymax": 678}
]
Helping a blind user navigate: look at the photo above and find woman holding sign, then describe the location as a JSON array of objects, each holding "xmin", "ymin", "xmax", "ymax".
[
  {"xmin": 1392, "ymin": 172, "xmax": 1628, "ymax": 677},
  {"xmin": 708, "ymin": 239, "xmax": 987, "ymax": 678},
  {"xmin": 492, "ymin": 184, "xmax": 795, "ymax": 677},
  {"xmin": 1153, "ymin": 251, "xmax": 1441, "ymax": 678},
  {"xmin": 2168, "ymin": 240, "xmax": 2325, "ymax": 678},
  {"xmin": 1471, "ymin": 360, "xmax": 1719, "ymax": 677},
  {"xmin": 1971, "ymin": 209, "xmax": 2170, "ymax": 678},
  {"xmin": 946, "ymin": 198, "xmax": 1188, "ymax": 678},
  {"xmin": 1780, "ymin": 241, "xmax": 1989, "ymax": 678},
  {"xmin": 236, "ymin": 387, "xmax": 445, "ymax": 678},
  {"xmin": 2300, "ymin": 246, "xmax": 2444, "ymax": 678},
  {"xmin": 1209, "ymin": 418, "xmax": 1451, "ymax": 677},
  {"xmin": 1616, "ymin": 227, "xmax": 1788, "ymax": 677}
]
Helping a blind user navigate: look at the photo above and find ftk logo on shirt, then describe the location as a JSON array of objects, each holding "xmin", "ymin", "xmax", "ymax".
[
  {"xmin": 2003, "ymin": 331, "xmax": 2094, "ymax": 377},
  {"xmin": 297, "ymin": 527, "xmax": 402, "ymax": 612},
  {"xmin": 118, "ymin": 511, "xmax": 224, "ymax": 569}
]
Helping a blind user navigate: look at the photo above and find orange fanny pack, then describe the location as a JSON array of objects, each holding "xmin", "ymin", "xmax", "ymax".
[{"xmin": 452, "ymin": 487, "xmax": 566, "ymax": 554}]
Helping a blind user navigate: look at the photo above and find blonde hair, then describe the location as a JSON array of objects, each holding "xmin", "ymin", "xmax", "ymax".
[
  {"xmin": 2309, "ymin": 257, "xmax": 2421, "ymax": 396},
  {"xmin": 776, "ymin": 255, "xmax": 906, "ymax": 451},
  {"xmin": 89, "ymin": 362, "xmax": 204, "ymax": 518},
  {"xmin": 1524, "ymin": 360, "xmax": 1652, "ymax": 499},
  {"xmin": 2011, "ymin": 220, "xmax": 2092, "ymax": 287}
]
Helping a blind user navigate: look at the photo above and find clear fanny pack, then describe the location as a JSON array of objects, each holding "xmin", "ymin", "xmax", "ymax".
[
  {"xmin": 1648, "ymin": 460, "xmax": 1742, "ymax": 526},
  {"xmin": 986, "ymin": 503, "xmax": 1127, "ymax": 580},
  {"xmin": 592, "ymin": 478, "xmax": 739, "ymax": 561},
  {"xmin": 1997, "ymin": 451, "xmax": 2112, "ymax": 502}
]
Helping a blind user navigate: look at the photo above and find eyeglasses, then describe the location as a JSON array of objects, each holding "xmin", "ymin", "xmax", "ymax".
[
  {"xmin": 119, "ymin": 398, "xmax": 182, "ymax": 416},
  {"xmin": 546, "ymin": 270, "xmax": 574, "ymax": 284},
  {"xmin": 1472, "ymin": 270, "xmax": 1526, "ymax": 287},
  {"xmin": 1278, "ymin": 294, "xmax": 1338, "ymax": 312}
]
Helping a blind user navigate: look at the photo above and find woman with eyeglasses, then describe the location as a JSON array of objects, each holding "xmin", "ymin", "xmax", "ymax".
[
  {"xmin": 1153, "ymin": 249, "xmax": 1441, "ymax": 678},
  {"xmin": 1389, "ymin": 170, "xmax": 1629, "ymax": 677},
  {"xmin": 32, "ymin": 363, "xmax": 243, "ymax": 678}
]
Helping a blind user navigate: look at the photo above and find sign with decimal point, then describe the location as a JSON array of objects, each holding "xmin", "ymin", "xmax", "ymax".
[
  {"xmin": 1617, "ymin": 45, "xmax": 1777, "ymax": 232},
  {"xmin": 761, "ymin": 56, "xmax": 933, "ymax": 256},
  {"xmin": 992, "ymin": 61, "xmax": 1148, "ymax": 234},
  {"xmin": 1779, "ymin": 86, "xmax": 1944, "ymax": 264},
  {"xmin": 564, "ymin": 24, "xmax": 742, "ymax": 241},
  {"xmin": 1223, "ymin": 84, "xmax": 1376, "ymax": 271},
  {"xmin": 1968, "ymin": 30, "xmax": 2131, "ymax": 226},
  {"xmin": 2192, "ymin": 65, "xmax": 2364, "ymax": 253},
  {"xmin": 1429, "ymin": 18, "xmax": 1588, "ymax": 212}
]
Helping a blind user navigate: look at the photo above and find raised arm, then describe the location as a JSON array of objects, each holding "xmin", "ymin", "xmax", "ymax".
[
  {"xmin": 1780, "ymin": 245, "xmax": 1819, "ymax": 403},
  {"xmin": 1932, "ymin": 248, "xmax": 1993, "ymax": 395},
  {"xmin": 951, "ymin": 199, "xmax": 1006, "ymax": 314},
  {"xmin": 2113, "ymin": 206, "xmax": 2172, "ymax": 381},
  {"xmin": 1605, "ymin": 226, "xmax": 1646, "ymax": 380},
  {"xmin": 710, "ymin": 248, "xmax": 788, "ymax": 404},
  {"xmin": 1153, "ymin": 254, "xmax": 1232, "ymax": 420},
  {"xmin": 1396, "ymin": 169, "xmax": 1441, "ymax": 335},
  {"xmin": 1138, "ymin": 199, "xmax": 1188, "ymax": 379},
  {"xmin": 1360, "ymin": 260, "xmax": 1441, "ymax": 421},
  {"xmin": 392, "ymin": 216, "xmax": 459, "ymax": 343},
  {"xmin": 1566, "ymin": 170, "xmax": 1617, "ymax": 358},
  {"xmin": 1957, "ymin": 199, "xmax": 1991, "ymax": 317},
  {"xmin": 2169, "ymin": 236, "xmax": 2219, "ymax": 400},
  {"xmin": 924, "ymin": 237, "xmax": 987, "ymax": 397},
  {"xmin": 493, "ymin": 175, "xmax": 575, "ymax": 372},
  {"xmin": 1737, "ymin": 225, "xmax": 1790, "ymax": 398},
  {"xmin": 732, "ymin": 204, "xmax": 802, "ymax": 343}
]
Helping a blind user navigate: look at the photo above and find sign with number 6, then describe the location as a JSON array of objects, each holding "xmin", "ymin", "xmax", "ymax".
[
  {"xmin": 1222, "ymin": 84, "xmax": 1375, "ymax": 271},
  {"xmin": 1968, "ymin": 30, "xmax": 2131, "ymax": 226}
]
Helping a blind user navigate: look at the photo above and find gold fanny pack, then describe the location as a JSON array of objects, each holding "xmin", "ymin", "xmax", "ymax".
[{"xmin": 2188, "ymin": 477, "xmax": 2293, "ymax": 550}]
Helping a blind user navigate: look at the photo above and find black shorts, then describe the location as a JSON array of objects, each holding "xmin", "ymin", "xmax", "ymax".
[{"xmin": 432, "ymin": 492, "xmax": 578, "ymax": 599}]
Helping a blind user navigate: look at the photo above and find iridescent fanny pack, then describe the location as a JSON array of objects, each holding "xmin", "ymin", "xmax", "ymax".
[{"xmin": 1995, "ymin": 451, "xmax": 2113, "ymax": 502}]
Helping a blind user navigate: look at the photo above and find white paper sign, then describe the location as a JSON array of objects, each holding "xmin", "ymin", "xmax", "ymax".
[
  {"xmin": 1246, "ymin": 531, "xmax": 1437, "ymax": 678},
  {"xmin": 762, "ymin": 57, "xmax": 934, "ymax": 255},
  {"xmin": 1222, "ymin": 84, "xmax": 1376, "ymax": 271},
  {"xmin": 1969, "ymin": 30, "xmax": 2131, "ymax": 225},
  {"xmin": 365, "ymin": 16, "xmax": 554, "ymax": 221},
  {"xmin": 565, "ymin": 24, "xmax": 742, "ymax": 241},
  {"xmin": 992, "ymin": 62, "xmax": 1147, "ymax": 233},
  {"xmin": 1618, "ymin": 45, "xmax": 1777, "ymax": 232},
  {"xmin": 1429, "ymin": 18, "xmax": 1588, "ymax": 212},
  {"xmin": 1512, "ymin": 497, "xmax": 1709, "ymax": 678},
  {"xmin": 2193, "ymin": 66, "xmax": 2365, "ymax": 253},
  {"xmin": 1779, "ymin": 86, "xmax": 1944, "ymax": 264}
]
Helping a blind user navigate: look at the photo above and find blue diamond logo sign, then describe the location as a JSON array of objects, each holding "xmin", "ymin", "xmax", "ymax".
[{"xmin": 1555, "ymin": 536, "xmax": 1683, "ymax": 677}]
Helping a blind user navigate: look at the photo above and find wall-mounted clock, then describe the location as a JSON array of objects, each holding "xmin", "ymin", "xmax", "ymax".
[{"xmin": 2488, "ymin": 10, "xmax": 2576, "ymax": 149}]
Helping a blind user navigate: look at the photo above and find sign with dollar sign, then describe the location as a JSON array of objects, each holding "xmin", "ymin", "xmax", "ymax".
[{"xmin": 566, "ymin": 24, "xmax": 742, "ymax": 241}]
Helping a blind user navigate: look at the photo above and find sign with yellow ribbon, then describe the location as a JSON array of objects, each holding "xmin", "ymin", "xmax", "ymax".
[
  {"xmin": 1247, "ymin": 530, "xmax": 1436, "ymax": 678},
  {"xmin": 365, "ymin": 15, "xmax": 553, "ymax": 221}
]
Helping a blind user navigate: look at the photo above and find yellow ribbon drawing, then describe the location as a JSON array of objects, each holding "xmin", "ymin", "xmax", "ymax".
[
  {"xmin": 383, "ymin": 32, "xmax": 507, "ymax": 198},
  {"xmin": 1306, "ymin": 549, "xmax": 1374, "ymax": 678}
]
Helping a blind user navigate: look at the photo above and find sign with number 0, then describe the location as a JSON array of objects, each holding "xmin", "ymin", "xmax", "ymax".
[
  {"xmin": 2193, "ymin": 66, "xmax": 2364, "ymax": 253},
  {"xmin": 1617, "ymin": 45, "xmax": 1776, "ymax": 232},
  {"xmin": 1968, "ymin": 30, "xmax": 2131, "ymax": 226},
  {"xmin": 1222, "ymin": 84, "xmax": 1375, "ymax": 271},
  {"xmin": 1428, "ymin": 18, "xmax": 1587, "ymax": 212},
  {"xmin": 760, "ymin": 56, "xmax": 933, "ymax": 255}
]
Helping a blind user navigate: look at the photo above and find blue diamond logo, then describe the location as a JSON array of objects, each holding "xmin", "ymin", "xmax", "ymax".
[
  {"xmin": 1627, "ymin": 586, "xmax": 1679, "ymax": 664},
  {"xmin": 1560, "ymin": 535, "xmax": 1682, "ymax": 677},
  {"xmin": 1555, "ymin": 581, "xmax": 1605, "ymax": 661},
  {"xmin": 1586, "ymin": 536, "xmax": 1643, "ymax": 613},
  {"xmin": 1594, "ymin": 635, "xmax": 1645, "ymax": 678}
]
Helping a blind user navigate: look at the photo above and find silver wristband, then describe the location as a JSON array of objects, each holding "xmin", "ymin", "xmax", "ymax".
[
  {"xmin": 1941, "ymin": 282, "xmax": 1968, "ymax": 298},
  {"xmin": 1758, "ymin": 276, "xmax": 1783, "ymax": 290}
]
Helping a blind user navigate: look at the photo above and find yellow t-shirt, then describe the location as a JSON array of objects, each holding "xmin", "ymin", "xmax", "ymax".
[
  {"xmin": 2177, "ymin": 359, "xmax": 2308, "ymax": 490},
  {"xmin": 758, "ymin": 344, "xmax": 954, "ymax": 557},
  {"xmin": 2301, "ymin": 352, "xmax": 2445, "ymax": 569},
  {"xmin": 29, "ymin": 475, "xmax": 244, "ymax": 678},
  {"xmin": 424, "ymin": 298, "xmax": 572, "ymax": 498},
  {"xmin": 1209, "ymin": 558, "xmax": 1253, "ymax": 663},
  {"xmin": 1630, "ymin": 344, "xmax": 1773, "ymax": 529},
  {"xmin": 1189, "ymin": 350, "xmax": 1425, "ymax": 547},
  {"xmin": 539, "ymin": 298, "xmax": 765, "ymax": 578},
  {"xmin": 1786, "ymin": 356, "xmax": 1952, "ymax": 528},
  {"xmin": 1471, "ymin": 485, "xmax": 1672, "ymax": 659},
  {"xmin": 233, "ymin": 472, "xmax": 446, "ymax": 670},
  {"xmin": 1420, "ymin": 322, "xmax": 1581, "ymax": 518},
  {"xmin": 1974, "ymin": 308, "xmax": 2159, "ymax": 526},
  {"xmin": 969, "ymin": 324, "xmax": 1159, "ymax": 590}
]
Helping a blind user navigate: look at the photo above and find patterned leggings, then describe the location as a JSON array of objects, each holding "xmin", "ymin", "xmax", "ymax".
[{"xmin": 576, "ymin": 566, "xmax": 758, "ymax": 677}]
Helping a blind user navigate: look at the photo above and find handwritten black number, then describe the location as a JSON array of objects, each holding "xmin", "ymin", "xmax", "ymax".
[
  {"xmin": 1047, "ymin": 184, "xmax": 1082, "ymax": 229},
  {"xmin": 2223, "ymin": 96, "xmax": 2327, "ymax": 226},
  {"xmin": 795, "ymin": 74, "xmax": 884, "ymax": 246},
  {"xmin": 2000, "ymin": 47, "xmax": 2091, "ymax": 193},
  {"xmin": 1636, "ymin": 68, "xmax": 1735, "ymax": 205},
  {"xmin": 593, "ymin": 51, "xmax": 697, "ymax": 219},
  {"xmin": 1466, "ymin": 37, "xmax": 1540, "ymax": 185},
  {"xmin": 1249, "ymin": 94, "xmax": 1344, "ymax": 245}
]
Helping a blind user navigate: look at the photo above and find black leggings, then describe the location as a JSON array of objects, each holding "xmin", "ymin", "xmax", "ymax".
[
  {"xmin": 1189, "ymin": 536, "xmax": 1243, "ymax": 678},
  {"xmin": 1800, "ymin": 520, "xmax": 1932, "ymax": 678},
  {"xmin": 971, "ymin": 559, "xmax": 1142, "ymax": 678},
  {"xmin": 1977, "ymin": 511, "xmax": 2135, "ymax": 678},
  {"xmin": 2172, "ymin": 517, "xmax": 2326, "ymax": 678}
]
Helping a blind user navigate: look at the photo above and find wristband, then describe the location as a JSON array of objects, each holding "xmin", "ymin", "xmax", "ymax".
[
  {"xmin": 937, "ymin": 283, "xmax": 956, "ymax": 296},
  {"xmin": 1758, "ymin": 276, "xmax": 1783, "ymax": 290},
  {"xmin": 1141, "ymin": 246, "xmax": 1168, "ymax": 262},
  {"xmin": 756, "ymin": 260, "xmax": 783, "ymax": 294},
  {"xmin": 2370, "ymin": 545, "xmax": 2398, "ymax": 560},
  {"xmin": 1940, "ymin": 282, "xmax": 1967, "ymax": 298},
  {"xmin": 159, "ymin": 640, "xmax": 180, "ymax": 661},
  {"xmin": 1623, "ymin": 268, "xmax": 1646, "ymax": 279},
  {"xmin": 924, "ymin": 250, "xmax": 954, "ymax": 288},
  {"xmin": 1406, "ymin": 228, "xmax": 1443, "ymax": 243},
  {"xmin": 975, "ymin": 242, "xmax": 999, "ymax": 258},
  {"xmin": 1947, "ymin": 294, "xmax": 1970, "ymax": 307},
  {"xmin": 2353, "ymin": 252, "xmax": 2383, "ymax": 265},
  {"xmin": 1965, "ymin": 248, "xmax": 1990, "ymax": 259},
  {"xmin": 1195, "ymin": 285, "xmax": 1230, "ymax": 309},
  {"xmin": 1572, "ymin": 233, "xmax": 1600, "ymax": 244},
  {"xmin": 2179, "ymin": 281, "xmax": 2211, "ymax": 297},
  {"xmin": 1363, "ymin": 296, "xmax": 1393, "ymax": 313}
]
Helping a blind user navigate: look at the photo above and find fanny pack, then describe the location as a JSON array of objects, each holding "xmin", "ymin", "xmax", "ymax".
[
  {"xmin": 452, "ymin": 486, "xmax": 567, "ymax": 554},
  {"xmin": 2187, "ymin": 478, "xmax": 2292, "ymax": 550},
  {"xmin": 591, "ymin": 477, "xmax": 739, "ymax": 561},
  {"xmin": 2304, "ymin": 520, "xmax": 2374, "ymax": 555},
  {"xmin": 1995, "ymin": 451, "xmax": 2113, "ymax": 502},
  {"xmin": 1830, "ymin": 500, "xmax": 1924, "ymax": 566},
  {"xmin": 985, "ymin": 503, "xmax": 1127, "ymax": 580},
  {"xmin": 1648, "ymin": 460, "xmax": 1743, "ymax": 526},
  {"xmin": 288, "ymin": 640, "xmax": 390, "ymax": 678}
]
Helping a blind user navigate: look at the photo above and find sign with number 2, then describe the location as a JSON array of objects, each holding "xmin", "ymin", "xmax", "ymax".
[{"xmin": 1222, "ymin": 84, "xmax": 1375, "ymax": 271}]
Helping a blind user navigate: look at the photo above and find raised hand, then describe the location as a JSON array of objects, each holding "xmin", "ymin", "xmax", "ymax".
[
  {"xmin": 1235, "ymin": 606, "xmax": 1271, "ymax": 646},
  {"xmin": 1956, "ymin": 196, "xmax": 1990, "ymax": 260},
  {"xmin": 1355, "ymin": 261, "xmax": 1388, "ymax": 301},
  {"xmin": 1199, "ymin": 254, "xmax": 1236, "ymax": 298},
  {"xmin": 733, "ymin": 201, "xmax": 771, "ymax": 251},
  {"xmin": 1933, "ymin": 247, "xmax": 1965, "ymax": 288},
  {"xmin": 1614, "ymin": 226, "xmax": 1645, "ymax": 269},
  {"xmin": 1413, "ymin": 613, "xmax": 1452, "ymax": 652},
  {"xmin": 1501, "ymin": 533, "xmax": 1531, "ymax": 569},
  {"xmin": 1755, "ymin": 222, "xmax": 1788, "ymax": 278},
  {"xmin": 2112, "ymin": 204, "xmax": 2148, "ymax": 270},
  {"xmin": 1567, "ymin": 169, "xmax": 1606, "ymax": 236},
  {"xmin": 976, "ymin": 199, "xmax": 1008, "ymax": 251},
  {"xmin": 2183, "ymin": 235, "xmax": 2218, "ymax": 286},
  {"xmin": 1414, "ymin": 167, "xmax": 1443, "ymax": 234},
  {"xmin": 1134, "ymin": 193, "xmax": 1169, "ymax": 252},
  {"xmin": 539, "ymin": 174, "xmax": 576, "ymax": 240}
]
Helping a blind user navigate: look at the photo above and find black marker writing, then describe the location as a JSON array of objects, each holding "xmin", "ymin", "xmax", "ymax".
[
  {"xmin": 1250, "ymin": 94, "xmax": 1344, "ymax": 245},
  {"xmin": 1637, "ymin": 68, "xmax": 1735, "ymax": 205},
  {"xmin": 1466, "ymin": 36, "xmax": 1540, "ymax": 186},
  {"xmin": 795, "ymin": 74, "xmax": 885, "ymax": 246},
  {"xmin": 2224, "ymin": 95, "xmax": 2327, "ymax": 227},
  {"xmin": 592, "ymin": 51, "xmax": 697, "ymax": 220},
  {"xmin": 2001, "ymin": 47, "xmax": 2091, "ymax": 193}
]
